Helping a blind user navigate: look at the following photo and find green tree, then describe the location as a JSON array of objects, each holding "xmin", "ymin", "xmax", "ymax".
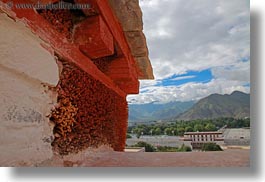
[
  {"xmin": 126, "ymin": 134, "xmax": 132, "ymax": 139},
  {"xmin": 154, "ymin": 128, "xmax": 162, "ymax": 135},
  {"xmin": 194, "ymin": 124, "xmax": 204, "ymax": 132},
  {"xmin": 133, "ymin": 141, "xmax": 156, "ymax": 152},
  {"xmin": 205, "ymin": 123, "xmax": 216, "ymax": 131},
  {"xmin": 202, "ymin": 143, "xmax": 223, "ymax": 151},
  {"xmin": 177, "ymin": 127, "xmax": 185, "ymax": 136},
  {"xmin": 136, "ymin": 132, "xmax": 141, "ymax": 139},
  {"xmin": 173, "ymin": 128, "xmax": 178, "ymax": 136},
  {"xmin": 157, "ymin": 146, "xmax": 178, "ymax": 152},
  {"xmin": 177, "ymin": 144, "xmax": 192, "ymax": 152},
  {"xmin": 244, "ymin": 118, "xmax": 250, "ymax": 127},
  {"xmin": 164, "ymin": 128, "xmax": 172, "ymax": 135},
  {"xmin": 185, "ymin": 126, "xmax": 193, "ymax": 132},
  {"xmin": 132, "ymin": 128, "xmax": 139, "ymax": 134}
]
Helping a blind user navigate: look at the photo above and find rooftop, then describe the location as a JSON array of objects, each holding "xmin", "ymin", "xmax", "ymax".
[{"xmin": 184, "ymin": 131, "xmax": 223, "ymax": 135}]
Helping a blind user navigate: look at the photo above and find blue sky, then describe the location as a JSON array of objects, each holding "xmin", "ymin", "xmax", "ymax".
[
  {"xmin": 127, "ymin": 0, "xmax": 250, "ymax": 104},
  {"xmin": 157, "ymin": 69, "xmax": 213, "ymax": 87}
]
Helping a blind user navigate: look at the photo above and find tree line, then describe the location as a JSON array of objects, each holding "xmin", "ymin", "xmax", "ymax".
[{"xmin": 127, "ymin": 117, "xmax": 250, "ymax": 137}]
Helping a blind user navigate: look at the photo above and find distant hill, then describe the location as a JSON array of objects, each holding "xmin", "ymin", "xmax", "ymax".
[
  {"xmin": 128, "ymin": 101, "xmax": 194, "ymax": 122},
  {"xmin": 176, "ymin": 91, "xmax": 250, "ymax": 121}
]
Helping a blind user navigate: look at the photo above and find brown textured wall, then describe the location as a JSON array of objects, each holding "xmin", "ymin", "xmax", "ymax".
[
  {"xmin": 50, "ymin": 60, "xmax": 128, "ymax": 155},
  {"xmin": 39, "ymin": 9, "xmax": 74, "ymax": 40}
]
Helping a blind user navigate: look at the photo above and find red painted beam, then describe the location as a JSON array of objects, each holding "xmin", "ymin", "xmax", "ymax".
[
  {"xmin": 87, "ymin": 0, "xmax": 139, "ymax": 82},
  {"xmin": 75, "ymin": 0, "xmax": 140, "ymax": 94},
  {"xmin": 73, "ymin": 15, "xmax": 114, "ymax": 59},
  {"xmin": 106, "ymin": 58, "xmax": 130, "ymax": 79},
  {"xmin": 0, "ymin": 0, "xmax": 126, "ymax": 97},
  {"xmin": 106, "ymin": 58, "xmax": 139, "ymax": 94},
  {"xmin": 115, "ymin": 79, "xmax": 139, "ymax": 94}
]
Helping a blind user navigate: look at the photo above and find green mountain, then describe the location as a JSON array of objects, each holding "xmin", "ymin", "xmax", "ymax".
[
  {"xmin": 128, "ymin": 101, "xmax": 194, "ymax": 122},
  {"xmin": 176, "ymin": 91, "xmax": 250, "ymax": 120}
]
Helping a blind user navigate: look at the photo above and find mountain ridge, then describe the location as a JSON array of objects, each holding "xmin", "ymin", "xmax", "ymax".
[
  {"xmin": 128, "ymin": 91, "xmax": 250, "ymax": 122},
  {"xmin": 128, "ymin": 101, "xmax": 194, "ymax": 122},
  {"xmin": 176, "ymin": 91, "xmax": 250, "ymax": 120}
]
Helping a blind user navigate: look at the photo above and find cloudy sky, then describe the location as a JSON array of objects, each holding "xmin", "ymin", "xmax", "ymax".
[{"xmin": 127, "ymin": 0, "xmax": 250, "ymax": 104}]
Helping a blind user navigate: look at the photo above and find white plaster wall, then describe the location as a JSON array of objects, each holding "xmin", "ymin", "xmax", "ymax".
[
  {"xmin": 0, "ymin": 13, "xmax": 59, "ymax": 166},
  {"xmin": 0, "ymin": 13, "xmax": 59, "ymax": 85}
]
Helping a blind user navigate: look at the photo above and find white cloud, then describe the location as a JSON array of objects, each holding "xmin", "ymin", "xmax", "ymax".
[
  {"xmin": 139, "ymin": 79, "xmax": 161, "ymax": 89},
  {"xmin": 171, "ymin": 75, "xmax": 196, "ymax": 81},
  {"xmin": 212, "ymin": 61, "xmax": 250, "ymax": 82},
  {"xmin": 131, "ymin": 0, "xmax": 250, "ymax": 104},
  {"xmin": 140, "ymin": 0, "xmax": 250, "ymax": 79},
  {"xmin": 127, "ymin": 79, "xmax": 249, "ymax": 104}
]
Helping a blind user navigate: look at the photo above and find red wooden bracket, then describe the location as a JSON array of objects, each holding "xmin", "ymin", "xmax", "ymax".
[
  {"xmin": 83, "ymin": 0, "xmax": 139, "ymax": 82},
  {"xmin": 73, "ymin": 15, "xmax": 114, "ymax": 59},
  {"xmin": 106, "ymin": 58, "xmax": 139, "ymax": 94}
]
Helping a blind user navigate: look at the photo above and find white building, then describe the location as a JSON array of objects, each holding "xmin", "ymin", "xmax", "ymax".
[{"xmin": 182, "ymin": 131, "xmax": 224, "ymax": 149}]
